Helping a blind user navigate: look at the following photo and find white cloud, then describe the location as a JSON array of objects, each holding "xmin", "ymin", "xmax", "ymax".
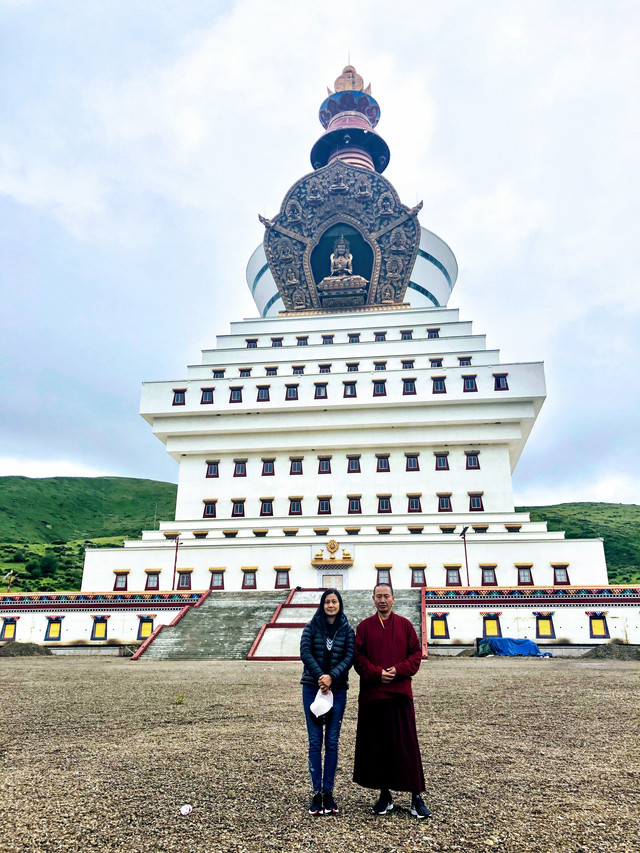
[{"xmin": 515, "ymin": 474, "xmax": 640, "ymax": 509}]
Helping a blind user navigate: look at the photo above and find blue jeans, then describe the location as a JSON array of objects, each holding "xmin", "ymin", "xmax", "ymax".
[{"xmin": 302, "ymin": 684, "xmax": 348, "ymax": 794}]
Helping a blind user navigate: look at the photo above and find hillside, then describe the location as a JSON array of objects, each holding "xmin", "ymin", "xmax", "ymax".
[
  {"xmin": 0, "ymin": 476, "xmax": 177, "ymax": 543},
  {"xmin": 0, "ymin": 478, "xmax": 638, "ymax": 591}
]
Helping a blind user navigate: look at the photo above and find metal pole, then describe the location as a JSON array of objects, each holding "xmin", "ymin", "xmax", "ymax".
[
  {"xmin": 459, "ymin": 526, "xmax": 470, "ymax": 587},
  {"xmin": 171, "ymin": 538, "xmax": 181, "ymax": 591}
]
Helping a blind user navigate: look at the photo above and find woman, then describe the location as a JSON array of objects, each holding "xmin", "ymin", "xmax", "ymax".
[{"xmin": 300, "ymin": 588, "xmax": 355, "ymax": 816}]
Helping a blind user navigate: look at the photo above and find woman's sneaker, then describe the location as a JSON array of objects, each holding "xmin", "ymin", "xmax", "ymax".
[
  {"xmin": 309, "ymin": 792, "xmax": 323, "ymax": 816},
  {"xmin": 372, "ymin": 790, "xmax": 393, "ymax": 815},
  {"xmin": 410, "ymin": 794, "xmax": 432, "ymax": 819},
  {"xmin": 323, "ymin": 792, "xmax": 339, "ymax": 814}
]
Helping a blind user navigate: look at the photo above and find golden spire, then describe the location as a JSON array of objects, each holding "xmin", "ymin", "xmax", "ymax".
[{"xmin": 327, "ymin": 65, "xmax": 371, "ymax": 96}]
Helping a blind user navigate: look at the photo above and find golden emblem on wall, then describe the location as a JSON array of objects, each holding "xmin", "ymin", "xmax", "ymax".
[{"xmin": 327, "ymin": 539, "xmax": 340, "ymax": 559}]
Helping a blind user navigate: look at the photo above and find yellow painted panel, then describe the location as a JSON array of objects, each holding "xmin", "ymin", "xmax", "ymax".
[
  {"xmin": 432, "ymin": 619, "xmax": 447, "ymax": 637},
  {"xmin": 140, "ymin": 621, "xmax": 153, "ymax": 638},
  {"xmin": 4, "ymin": 623, "xmax": 15, "ymax": 640},
  {"xmin": 48, "ymin": 622, "xmax": 61, "ymax": 639},
  {"xmin": 485, "ymin": 619, "xmax": 499, "ymax": 637},
  {"xmin": 591, "ymin": 619, "xmax": 606, "ymax": 637},
  {"xmin": 93, "ymin": 622, "xmax": 107, "ymax": 639},
  {"xmin": 538, "ymin": 619, "xmax": 552, "ymax": 637}
]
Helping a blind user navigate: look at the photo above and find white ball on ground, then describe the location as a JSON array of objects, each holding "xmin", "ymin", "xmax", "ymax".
[{"xmin": 180, "ymin": 804, "xmax": 193, "ymax": 816}]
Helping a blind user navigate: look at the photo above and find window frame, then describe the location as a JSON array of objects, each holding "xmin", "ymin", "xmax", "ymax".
[
  {"xmin": 463, "ymin": 375, "xmax": 478, "ymax": 393},
  {"xmin": 347, "ymin": 456, "xmax": 361, "ymax": 473},
  {"xmin": 271, "ymin": 337, "xmax": 283, "ymax": 348},
  {"xmin": 242, "ymin": 570, "xmax": 257, "ymax": 590},
  {"xmin": 260, "ymin": 499, "xmax": 274, "ymax": 517},
  {"xmin": 288, "ymin": 498, "xmax": 302, "ymax": 516},
  {"xmin": 469, "ymin": 492, "xmax": 484, "ymax": 512},
  {"xmin": 317, "ymin": 497, "xmax": 332, "ymax": 515},
  {"xmin": 588, "ymin": 613, "xmax": 610, "ymax": 638},
  {"xmin": 411, "ymin": 567, "xmax": 426, "ymax": 587},
  {"xmin": 177, "ymin": 571, "xmax": 192, "ymax": 590},
  {"xmin": 245, "ymin": 338, "xmax": 257, "ymax": 349},
  {"xmin": 233, "ymin": 460, "xmax": 247, "ymax": 477},
  {"xmin": 427, "ymin": 328, "xmax": 440, "ymax": 339},
  {"xmin": 535, "ymin": 614, "xmax": 556, "ymax": 639},
  {"xmin": 435, "ymin": 453, "xmax": 449, "ymax": 471},
  {"xmin": 145, "ymin": 571, "xmax": 160, "ymax": 591},
  {"xmin": 45, "ymin": 617, "xmax": 63, "ymax": 641},
  {"xmin": 481, "ymin": 566, "xmax": 497, "ymax": 587},
  {"xmin": 407, "ymin": 494, "xmax": 422, "ymax": 513},
  {"xmin": 209, "ymin": 570, "xmax": 224, "ymax": 590},
  {"xmin": 261, "ymin": 459, "xmax": 275, "ymax": 476},
  {"xmin": 400, "ymin": 329, "xmax": 413, "ymax": 341},
  {"xmin": 402, "ymin": 377, "xmax": 417, "ymax": 396},
  {"xmin": 377, "ymin": 495, "xmax": 392, "ymax": 514},
  {"xmin": 445, "ymin": 567, "xmax": 461, "ymax": 587},
  {"xmin": 346, "ymin": 362, "xmax": 359, "ymax": 372},
  {"xmin": 483, "ymin": 615, "xmax": 502, "ymax": 638},
  {"xmin": 374, "ymin": 361, "xmax": 387, "ymax": 371},
  {"xmin": 172, "ymin": 389, "xmax": 186, "ymax": 406},
  {"xmin": 318, "ymin": 456, "xmax": 332, "ymax": 474},
  {"xmin": 314, "ymin": 382, "xmax": 328, "ymax": 399},
  {"xmin": 466, "ymin": 452, "xmax": 480, "ymax": 470},
  {"xmin": 229, "ymin": 386, "xmax": 243, "ymax": 403},
  {"xmin": 348, "ymin": 333, "xmax": 360, "ymax": 343},
  {"xmin": 374, "ymin": 331, "xmax": 387, "ymax": 342},
  {"xmin": 319, "ymin": 363, "xmax": 331, "ymax": 374},
  {"xmin": 373, "ymin": 379, "xmax": 387, "ymax": 397},
  {"xmin": 200, "ymin": 387, "xmax": 214, "ymax": 405},
  {"xmin": 438, "ymin": 494, "xmax": 452, "ymax": 512},
  {"xmin": 137, "ymin": 617, "xmax": 154, "ymax": 640},
  {"xmin": 376, "ymin": 567, "xmax": 392, "ymax": 586},
  {"xmin": 553, "ymin": 564, "xmax": 571, "ymax": 585},
  {"xmin": 239, "ymin": 368, "xmax": 252, "ymax": 378},
  {"xmin": 231, "ymin": 500, "xmax": 246, "ymax": 518},
  {"xmin": 432, "ymin": 376, "xmax": 446, "ymax": 394},
  {"xmin": 517, "ymin": 565, "xmax": 534, "ymax": 586},
  {"xmin": 256, "ymin": 385, "xmax": 270, "ymax": 402},
  {"xmin": 203, "ymin": 500, "xmax": 217, "ymax": 519},
  {"xmin": 296, "ymin": 336, "xmax": 308, "ymax": 346},
  {"xmin": 405, "ymin": 454, "xmax": 420, "ymax": 472},
  {"xmin": 285, "ymin": 384, "xmax": 299, "ymax": 401},
  {"xmin": 265, "ymin": 366, "xmax": 278, "ymax": 376},
  {"xmin": 430, "ymin": 614, "xmax": 449, "ymax": 639},
  {"xmin": 113, "ymin": 572, "xmax": 128, "ymax": 592},
  {"xmin": 206, "ymin": 460, "xmax": 219, "ymax": 478},
  {"xmin": 376, "ymin": 455, "xmax": 390, "ymax": 473},
  {"xmin": 322, "ymin": 335, "xmax": 334, "ymax": 345},
  {"xmin": 494, "ymin": 373, "xmax": 509, "ymax": 391},
  {"xmin": 347, "ymin": 496, "xmax": 362, "ymax": 514},
  {"xmin": 275, "ymin": 568, "xmax": 290, "ymax": 589},
  {"xmin": 289, "ymin": 457, "xmax": 303, "ymax": 475},
  {"xmin": 343, "ymin": 381, "xmax": 357, "ymax": 398}
]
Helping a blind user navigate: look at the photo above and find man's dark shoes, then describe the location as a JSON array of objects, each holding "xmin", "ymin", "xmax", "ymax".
[
  {"xmin": 372, "ymin": 790, "xmax": 394, "ymax": 815},
  {"xmin": 410, "ymin": 794, "xmax": 431, "ymax": 819},
  {"xmin": 323, "ymin": 792, "xmax": 338, "ymax": 815},
  {"xmin": 309, "ymin": 792, "xmax": 323, "ymax": 816}
]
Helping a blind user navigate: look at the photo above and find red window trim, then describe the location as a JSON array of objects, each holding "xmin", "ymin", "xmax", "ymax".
[
  {"xmin": 314, "ymin": 383, "xmax": 328, "ymax": 399},
  {"xmin": 481, "ymin": 567, "xmax": 498, "ymax": 586},
  {"xmin": 260, "ymin": 500, "xmax": 274, "ymax": 517},
  {"xmin": 445, "ymin": 568, "xmax": 461, "ymax": 587},
  {"xmin": 376, "ymin": 456, "xmax": 390, "ymax": 472},
  {"xmin": 274, "ymin": 569, "xmax": 290, "ymax": 589},
  {"xmin": 432, "ymin": 377, "xmax": 446, "ymax": 394},
  {"xmin": 318, "ymin": 457, "xmax": 331, "ymax": 474},
  {"xmin": 377, "ymin": 496, "xmax": 392, "ymax": 513},
  {"xmin": 435, "ymin": 454, "xmax": 449, "ymax": 471},
  {"xmin": 438, "ymin": 495, "xmax": 452, "ymax": 512},
  {"xmin": 257, "ymin": 386, "xmax": 270, "ymax": 402},
  {"xmin": 290, "ymin": 458, "xmax": 303, "ymax": 475},
  {"xmin": 289, "ymin": 499, "xmax": 302, "ymax": 515},
  {"xmin": 233, "ymin": 461, "xmax": 247, "ymax": 477},
  {"xmin": 232, "ymin": 501, "xmax": 245, "ymax": 517},
  {"xmin": 229, "ymin": 387, "xmax": 243, "ymax": 403},
  {"xmin": 469, "ymin": 493, "xmax": 484, "ymax": 512},
  {"xmin": 553, "ymin": 565, "xmax": 571, "ymax": 585},
  {"xmin": 348, "ymin": 497, "xmax": 362, "ymax": 514},
  {"xmin": 203, "ymin": 502, "xmax": 217, "ymax": 519},
  {"xmin": 242, "ymin": 571, "xmax": 257, "ymax": 590},
  {"xmin": 177, "ymin": 572, "xmax": 192, "ymax": 591},
  {"xmin": 463, "ymin": 375, "xmax": 478, "ymax": 392},
  {"xmin": 317, "ymin": 498, "xmax": 332, "ymax": 515},
  {"xmin": 113, "ymin": 573, "xmax": 128, "ymax": 592},
  {"xmin": 411, "ymin": 568, "xmax": 426, "ymax": 588},
  {"xmin": 343, "ymin": 382, "xmax": 357, "ymax": 398},
  {"xmin": 407, "ymin": 496, "xmax": 422, "ymax": 513},
  {"xmin": 209, "ymin": 571, "xmax": 224, "ymax": 590},
  {"xmin": 465, "ymin": 452, "xmax": 480, "ymax": 469},
  {"xmin": 402, "ymin": 378, "xmax": 417, "ymax": 396},
  {"xmin": 145, "ymin": 572, "xmax": 160, "ymax": 591},
  {"xmin": 200, "ymin": 388, "xmax": 214, "ymax": 404},
  {"xmin": 517, "ymin": 566, "xmax": 534, "ymax": 586},
  {"xmin": 205, "ymin": 462, "xmax": 219, "ymax": 478},
  {"xmin": 347, "ymin": 456, "xmax": 361, "ymax": 473},
  {"xmin": 285, "ymin": 385, "xmax": 299, "ymax": 401},
  {"xmin": 262, "ymin": 460, "xmax": 275, "ymax": 476},
  {"xmin": 406, "ymin": 455, "xmax": 420, "ymax": 471},
  {"xmin": 494, "ymin": 373, "xmax": 509, "ymax": 391},
  {"xmin": 172, "ymin": 389, "xmax": 186, "ymax": 406}
]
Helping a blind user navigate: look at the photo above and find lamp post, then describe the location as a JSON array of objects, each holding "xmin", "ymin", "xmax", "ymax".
[
  {"xmin": 171, "ymin": 537, "xmax": 183, "ymax": 591},
  {"xmin": 459, "ymin": 526, "xmax": 470, "ymax": 587}
]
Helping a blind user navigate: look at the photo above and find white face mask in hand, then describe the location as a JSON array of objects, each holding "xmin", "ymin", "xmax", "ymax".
[{"xmin": 310, "ymin": 688, "xmax": 333, "ymax": 717}]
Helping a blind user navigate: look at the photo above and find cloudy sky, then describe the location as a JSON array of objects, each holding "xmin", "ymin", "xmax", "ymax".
[{"xmin": 2, "ymin": 0, "xmax": 639, "ymax": 506}]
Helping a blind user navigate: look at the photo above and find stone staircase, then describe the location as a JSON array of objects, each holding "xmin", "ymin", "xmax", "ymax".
[
  {"xmin": 248, "ymin": 587, "xmax": 423, "ymax": 660},
  {"xmin": 141, "ymin": 591, "xmax": 287, "ymax": 660},
  {"xmin": 139, "ymin": 588, "xmax": 424, "ymax": 661}
]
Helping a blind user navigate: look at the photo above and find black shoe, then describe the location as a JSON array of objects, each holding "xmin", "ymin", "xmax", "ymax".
[
  {"xmin": 372, "ymin": 790, "xmax": 393, "ymax": 815},
  {"xmin": 323, "ymin": 792, "xmax": 338, "ymax": 815},
  {"xmin": 309, "ymin": 792, "xmax": 323, "ymax": 816},
  {"xmin": 411, "ymin": 794, "xmax": 431, "ymax": 819}
]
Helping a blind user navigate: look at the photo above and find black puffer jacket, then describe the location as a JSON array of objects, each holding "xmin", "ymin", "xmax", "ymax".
[{"xmin": 300, "ymin": 612, "xmax": 355, "ymax": 690}]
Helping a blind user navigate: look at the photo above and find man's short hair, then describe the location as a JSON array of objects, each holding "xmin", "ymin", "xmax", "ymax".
[{"xmin": 373, "ymin": 582, "xmax": 394, "ymax": 596}]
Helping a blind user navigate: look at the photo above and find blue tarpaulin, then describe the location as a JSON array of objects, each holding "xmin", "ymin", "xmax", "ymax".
[{"xmin": 477, "ymin": 637, "xmax": 552, "ymax": 657}]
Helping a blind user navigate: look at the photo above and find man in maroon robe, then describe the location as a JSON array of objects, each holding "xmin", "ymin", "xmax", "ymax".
[{"xmin": 352, "ymin": 583, "xmax": 431, "ymax": 818}]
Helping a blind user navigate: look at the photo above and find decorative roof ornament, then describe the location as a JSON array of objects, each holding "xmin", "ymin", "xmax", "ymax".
[{"xmin": 259, "ymin": 67, "xmax": 423, "ymax": 313}]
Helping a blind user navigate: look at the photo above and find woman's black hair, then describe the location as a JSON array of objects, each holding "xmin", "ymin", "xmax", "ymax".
[{"xmin": 313, "ymin": 588, "xmax": 344, "ymax": 627}]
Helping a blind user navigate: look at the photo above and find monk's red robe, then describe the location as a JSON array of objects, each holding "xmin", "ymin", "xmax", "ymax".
[{"xmin": 353, "ymin": 611, "xmax": 425, "ymax": 793}]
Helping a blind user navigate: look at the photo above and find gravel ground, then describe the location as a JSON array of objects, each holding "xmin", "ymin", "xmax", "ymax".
[{"xmin": 1, "ymin": 657, "xmax": 639, "ymax": 853}]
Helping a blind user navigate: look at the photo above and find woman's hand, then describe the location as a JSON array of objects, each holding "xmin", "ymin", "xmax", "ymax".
[{"xmin": 318, "ymin": 674, "xmax": 332, "ymax": 694}]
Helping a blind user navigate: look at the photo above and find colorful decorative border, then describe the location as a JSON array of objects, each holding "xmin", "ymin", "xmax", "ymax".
[{"xmin": 0, "ymin": 591, "xmax": 205, "ymax": 611}]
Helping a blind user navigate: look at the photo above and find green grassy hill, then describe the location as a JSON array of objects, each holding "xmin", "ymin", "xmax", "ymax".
[
  {"xmin": 519, "ymin": 502, "xmax": 640, "ymax": 585},
  {"xmin": 0, "ymin": 476, "xmax": 176, "ymax": 543},
  {"xmin": 0, "ymin": 477, "xmax": 637, "ymax": 591}
]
